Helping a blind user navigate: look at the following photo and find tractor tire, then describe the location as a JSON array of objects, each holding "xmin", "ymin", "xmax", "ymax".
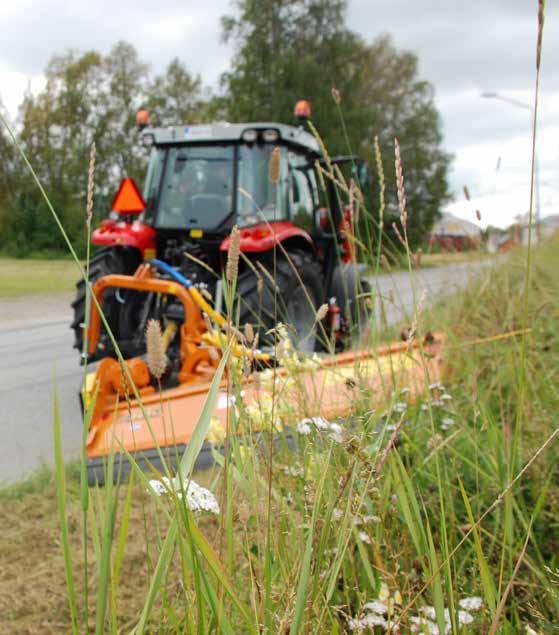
[
  {"xmin": 329, "ymin": 265, "xmax": 372, "ymax": 348},
  {"xmin": 236, "ymin": 251, "xmax": 324, "ymax": 353},
  {"xmin": 71, "ymin": 247, "xmax": 142, "ymax": 361}
]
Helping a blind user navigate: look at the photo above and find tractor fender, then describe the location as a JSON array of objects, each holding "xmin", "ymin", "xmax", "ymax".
[
  {"xmin": 92, "ymin": 219, "xmax": 156, "ymax": 258},
  {"xmin": 219, "ymin": 221, "xmax": 314, "ymax": 254}
]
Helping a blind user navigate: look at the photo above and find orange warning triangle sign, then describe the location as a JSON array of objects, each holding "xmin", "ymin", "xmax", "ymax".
[{"xmin": 112, "ymin": 178, "xmax": 146, "ymax": 214}]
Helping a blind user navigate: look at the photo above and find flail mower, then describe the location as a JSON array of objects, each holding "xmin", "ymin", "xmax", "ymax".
[{"xmin": 74, "ymin": 102, "xmax": 444, "ymax": 484}]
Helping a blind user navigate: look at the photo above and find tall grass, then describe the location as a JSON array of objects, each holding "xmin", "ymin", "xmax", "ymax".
[{"xmin": 1, "ymin": 4, "xmax": 557, "ymax": 633}]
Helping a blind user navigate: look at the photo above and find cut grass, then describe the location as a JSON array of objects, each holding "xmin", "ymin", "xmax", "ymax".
[{"xmin": 0, "ymin": 257, "xmax": 78, "ymax": 296}]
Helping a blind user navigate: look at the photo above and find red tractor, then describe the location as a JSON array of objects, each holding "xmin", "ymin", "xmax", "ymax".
[{"xmin": 72, "ymin": 102, "xmax": 371, "ymax": 362}]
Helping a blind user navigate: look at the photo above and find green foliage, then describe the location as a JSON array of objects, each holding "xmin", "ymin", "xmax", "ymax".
[
  {"xmin": 0, "ymin": 43, "xmax": 210, "ymax": 255},
  {"xmin": 221, "ymin": 0, "xmax": 451, "ymax": 248},
  {"xmin": 0, "ymin": 4, "xmax": 450, "ymax": 256}
]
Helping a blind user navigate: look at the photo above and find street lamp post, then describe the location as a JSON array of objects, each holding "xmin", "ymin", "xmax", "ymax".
[{"xmin": 481, "ymin": 91, "xmax": 541, "ymax": 242}]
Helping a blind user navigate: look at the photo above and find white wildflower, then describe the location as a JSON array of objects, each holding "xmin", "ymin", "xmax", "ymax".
[
  {"xmin": 421, "ymin": 404, "xmax": 429, "ymax": 411},
  {"xmin": 419, "ymin": 606, "xmax": 437, "ymax": 621},
  {"xmin": 328, "ymin": 422, "xmax": 344, "ymax": 443},
  {"xmin": 393, "ymin": 401, "xmax": 407, "ymax": 413},
  {"xmin": 411, "ymin": 616, "xmax": 440, "ymax": 634},
  {"xmin": 428, "ymin": 382, "xmax": 444, "ymax": 391},
  {"xmin": 363, "ymin": 514, "xmax": 381, "ymax": 524},
  {"xmin": 364, "ymin": 600, "xmax": 388, "ymax": 615},
  {"xmin": 332, "ymin": 507, "xmax": 344, "ymax": 521},
  {"xmin": 525, "ymin": 625, "xmax": 539, "ymax": 635},
  {"xmin": 459, "ymin": 596, "xmax": 482, "ymax": 611},
  {"xmin": 296, "ymin": 420, "xmax": 312, "ymax": 435},
  {"xmin": 358, "ymin": 531, "xmax": 372, "ymax": 544},
  {"xmin": 431, "ymin": 399, "xmax": 444, "ymax": 407},
  {"xmin": 283, "ymin": 465, "xmax": 304, "ymax": 477},
  {"xmin": 312, "ymin": 416, "xmax": 330, "ymax": 430},
  {"xmin": 148, "ymin": 477, "xmax": 171, "ymax": 497},
  {"xmin": 147, "ymin": 476, "xmax": 220, "ymax": 514},
  {"xmin": 440, "ymin": 394, "xmax": 453, "ymax": 401},
  {"xmin": 441, "ymin": 417, "xmax": 455, "ymax": 430},
  {"xmin": 458, "ymin": 610, "xmax": 474, "ymax": 626},
  {"xmin": 349, "ymin": 613, "xmax": 387, "ymax": 632}
]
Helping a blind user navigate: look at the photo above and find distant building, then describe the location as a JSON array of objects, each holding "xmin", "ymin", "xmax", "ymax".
[
  {"xmin": 514, "ymin": 212, "xmax": 559, "ymax": 245},
  {"xmin": 429, "ymin": 213, "xmax": 482, "ymax": 251}
]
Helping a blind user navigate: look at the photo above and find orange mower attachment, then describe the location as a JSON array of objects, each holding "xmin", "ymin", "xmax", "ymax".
[{"xmin": 82, "ymin": 268, "xmax": 444, "ymax": 485}]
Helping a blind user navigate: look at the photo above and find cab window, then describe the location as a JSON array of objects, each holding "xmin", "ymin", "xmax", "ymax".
[{"xmin": 288, "ymin": 152, "xmax": 316, "ymax": 234}]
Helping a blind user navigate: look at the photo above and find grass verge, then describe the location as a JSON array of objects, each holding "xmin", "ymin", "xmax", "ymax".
[
  {"xmin": 0, "ymin": 257, "xmax": 78, "ymax": 296},
  {"xmin": 1, "ymin": 238, "xmax": 557, "ymax": 633}
]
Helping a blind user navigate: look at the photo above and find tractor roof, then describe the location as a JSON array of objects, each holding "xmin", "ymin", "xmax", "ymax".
[{"xmin": 141, "ymin": 122, "xmax": 321, "ymax": 155}]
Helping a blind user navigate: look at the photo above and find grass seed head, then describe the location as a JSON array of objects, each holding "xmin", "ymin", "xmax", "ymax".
[
  {"xmin": 145, "ymin": 319, "xmax": 167, "ymax": 380},
  {"xmin": 316, "ymin": 303, "xmax": 328, "ymax": 322},
  {"xmin": 374, "ymin": 136, "xmax": 385, "ymax": 222},
  {"xmin": 244, "ymin": 322, "xmax": 255, "ymax": 345},
  {"xmin": 537, "ymin": 0, "xmax": 545, "ymax": 71},
  {"xmin": 394, "ymin": 137, "xmax": 407, "ymax": 231},
  {"xmin": 331, "ymin": 87, "xmax": 341, "ymax": 105},
  {"xmin": 269, "ymin": 146, "xmax": 281, "ymax": 185},
  {"xmin": 86, "ymin": 142, "xmax": 96, "ymax": 227},
  {"xmin": 226, "ymin": 225, "xmax": 240, "ymax": 284}
]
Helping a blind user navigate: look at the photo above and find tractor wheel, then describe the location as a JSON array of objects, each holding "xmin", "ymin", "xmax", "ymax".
[
  {"xmin": 236, "ymin": 251, "xmax": 324, "ymax": 353},
  {"xmin": 329, "ymin": 265, "xmax": 372, "ymax": 348},
  {"xmin": 71, "ymin": 247, "xmax": 142, "ymax": 361}
]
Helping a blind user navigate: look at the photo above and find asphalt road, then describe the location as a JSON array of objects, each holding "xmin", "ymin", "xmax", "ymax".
[{"xmin": 0, "ymin": 260, "xmax": 493, "ymax": 484}]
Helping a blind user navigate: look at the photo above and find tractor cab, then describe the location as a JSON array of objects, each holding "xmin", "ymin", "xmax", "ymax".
[{"xmin": 73, "ymin": 104, "xmax": 371, "ymax": 361}]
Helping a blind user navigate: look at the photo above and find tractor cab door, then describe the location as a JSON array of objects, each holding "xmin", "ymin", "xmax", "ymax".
[{"xmin": 287, "ymin": 150, "xmax": 318, "ymax": 236}]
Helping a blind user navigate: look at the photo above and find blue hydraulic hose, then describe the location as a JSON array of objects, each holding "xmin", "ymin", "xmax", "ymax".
[{"xmin": 150, "ymin": 258, "xmax": 193, "ymax": 289}]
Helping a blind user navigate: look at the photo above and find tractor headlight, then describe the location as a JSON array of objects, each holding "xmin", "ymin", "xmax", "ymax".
[
  {"xmin": 141, "ymin": 133, "xmax": 155, "ymax": 147},
  {"xmin": 242, "ymin": 129, "xmax": 258, "ymax": 143},
  {"xmin": 262, "ymin": 129, "xmax": 279, "ymax": 143}
]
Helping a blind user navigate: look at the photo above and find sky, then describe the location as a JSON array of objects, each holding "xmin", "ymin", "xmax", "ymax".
[{"xmin": 0, "ymin": 0, "xmax": 557, "ymax": 229}]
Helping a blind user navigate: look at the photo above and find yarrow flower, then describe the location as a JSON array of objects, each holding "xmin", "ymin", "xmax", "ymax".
[
  {"xmin": 441, "ymin": 417, "xmax": 455, "ymax": 430},
  {"xmin": 332, "ymin": 507, "xmax": 344, "ymax": 521},
  {"xmin": 458, "ymin": 596, "xmax": 482, "ymax": 611},
  {"xmin": 294, "ymin": 416, "xmax": 344, "ymax": 443},
  {"xmin": 358, "ymin": 531, "xmax": 372, "ymax": 544},
  {"xmin": 296, "ymin": 420, "xmax": 312, "ymax": 435},
  {"xmin": 147, "ymin": 476, "xmax": 220, "ymax": 514},
  {"xmin": 411, "ymin": 602, "xmax": 480, "ymax": 634},
  {"xmin": 364, "ymin": 600, "xmax": 388, "ymax": 615},
  {"xmin": 348, "ymin": 613, "xmax": 387, "ymax": 632}
]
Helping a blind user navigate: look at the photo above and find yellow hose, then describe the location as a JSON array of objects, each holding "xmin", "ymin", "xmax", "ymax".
[{"xmin": 188, "ymin": 286, "xmax": 228, "ymax": 328}]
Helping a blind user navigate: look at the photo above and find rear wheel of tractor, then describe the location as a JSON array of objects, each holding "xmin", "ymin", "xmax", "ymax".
[
  {"xmin": 70, "ymin": 247, "xmax": 141, "ymax": 361},
  {"xmin": 329, "ymin": 265, "xmax": 372, "ymax": 349},
  {"xmin": 236, "ymin": 251, "xmax": 324, "ymax": 353}
]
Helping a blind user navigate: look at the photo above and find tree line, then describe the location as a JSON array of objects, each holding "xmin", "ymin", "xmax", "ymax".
[{"xmin": 0, "ymin": 0, "xmax": 451, "ymax": 256}]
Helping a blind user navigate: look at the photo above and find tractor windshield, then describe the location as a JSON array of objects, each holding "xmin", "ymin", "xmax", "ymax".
[
  {"xmin": 155, "ymin": 145, "xmax": 235, "ymax": 230},
  {"xmin": 146, "ymin": 142, "xmax": 289, "ymax": 231}
]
